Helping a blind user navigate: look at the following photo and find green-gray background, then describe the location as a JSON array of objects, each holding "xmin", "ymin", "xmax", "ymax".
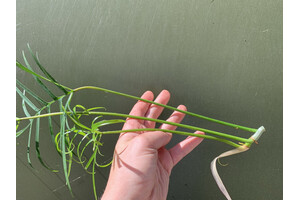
[{"xmin": 16, "ymin": 0, "xmax": 282, "ymax": 199}]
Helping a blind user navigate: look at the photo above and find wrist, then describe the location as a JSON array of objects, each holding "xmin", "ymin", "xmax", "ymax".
[
  {"xmin": 101, "ymin": 184, "xmax": 140, "ymax": 200},
  {"xmin": 101, "ymin": 174, "xmax": 142, "ymax": 200}
]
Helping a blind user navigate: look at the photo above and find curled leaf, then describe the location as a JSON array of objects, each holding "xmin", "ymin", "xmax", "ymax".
[{"xmin": 210, "ymin": 145, "xmax": 249, "ymax": 200}]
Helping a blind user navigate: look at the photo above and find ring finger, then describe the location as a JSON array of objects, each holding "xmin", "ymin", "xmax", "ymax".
[{"xmin": 159, "ymin": 104, "xmax": 187, "ymax": 131}]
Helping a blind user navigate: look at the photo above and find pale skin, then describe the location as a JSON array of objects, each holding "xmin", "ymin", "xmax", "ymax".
[{"xmin": 101, "ymin": 90, "xmax": 204, "ymax": 200}]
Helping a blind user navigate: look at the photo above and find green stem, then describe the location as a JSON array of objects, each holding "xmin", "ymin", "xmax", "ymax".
[
  {"xmin": 16, "ymin": 65, "xmax": 257, "ymax": 133},
  {"xmin": 16, "ymin": 111, "xmax": 252, "ymax": 143},
  {"xmin": 99, "ymin": 128, "xmax": 241, "ymax": 148},
  {"xmin": 73, "ymin": 86, "xmax": 257, "ymax": 133},
  {"xmin": 92, "ymin": 112, "xmax": 251, "ymax": 143}
]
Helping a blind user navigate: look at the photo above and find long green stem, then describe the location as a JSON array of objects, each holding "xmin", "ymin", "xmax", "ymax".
[
  {"xmin": 100, "ymin": 129, "xmax": 241, "ymax": 148},
  {"xmin": 73, "ymin": 86, "xmax": 257, "ymax": 133},
  {"xmin": 16, "ymin": 64, "xmax": 257, "ymax": 133},
  {"xmin": 17, "ymin": 113, "xmax": 241, "ymax": 147},
  {"xmin": 17, "ymin": 111, "xmax": 252, "ymax": 143}
]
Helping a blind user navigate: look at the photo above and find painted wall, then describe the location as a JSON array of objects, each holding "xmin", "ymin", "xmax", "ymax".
[{"xmin": 16, "ymin": 0, "xmax": 282, "ymax": 199}]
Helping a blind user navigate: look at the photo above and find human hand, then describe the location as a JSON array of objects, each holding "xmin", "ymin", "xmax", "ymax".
[{"xmin": 101, "ymin": 90, "xmax": 204, "ymax": 200}]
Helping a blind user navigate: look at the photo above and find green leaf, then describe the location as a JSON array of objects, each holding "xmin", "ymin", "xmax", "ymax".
[
  {"xmin": 55, "ymin": 132, "xmax": 62, "ymax": 156},
  {"xmin": 68, "ymin": 114, "xmax": 91, "ymax": 132},
  {"xmin": 76, "ymin": 132, "xmax": 93, "ymax": 171},
  {"xmin": 27, "ymin": 121, "xmax": 34, "ymax": 169},
  {"xmin": 59, "ymin": 98, "xmax": 73, "ymax": 196},
  {"xmin": 91, "ymin": 119, "xmax": 126, "ymax": 132},
  {"xmin": 16, "ymin": 80, "xmax": 47, "ymax": 106},
  {"xmin": 16, "ymin": 122, "xmax": 31, "ymax": 137},
  {"xmin": 22, "ymin": 51, "xmax": 58, "ymax": 100},
  {"xmin": 35, "ymin": 110, "xmax": 58, "ymax": 172},
  {"xmin": 64, "ymin": 129, "xmax": 75, "ymax": 177},
  {"xmin": 21, "ymin": 91, "xmax": 34, "ymax": 168},
  {"xmin": 85, "ymin": 146, "xmax": 98, "ymax": 170},
  {"xmin": 73, "ymin": 104, "xmax": 88, "ymax": 116},
  {"xmin": 16, "ymin": 87, "xmax": 39, "ymax": 112},
  {"xmin": 63, "ymin": 92, "xmax": 73, "ymax": 130},
  {"xmin": 46, "ymin": 105, "xmax": 55, "ymax": 143},
  {"xmin": 16, "ymin": 121, "xmax": 20, "ymax": 131},
  {"xmin": 86, "ymin": 107, "xmax": 106, "ymax": 112},
  {"xmin": 77, "ymin": 133, "xmax": 92, "ymax": 157},
  {"xmin": 16, "ymin": 61, "xmax": 72, "ymax": 91},
  {"xmin": 92, "ymin": 149, "xmax": 97, "ymax": 200},
  {"xmin": 67, "ymin": 147, "xmax": 73, "ymax": 177},
  {"xmin": 54, "ymin": 130, "xmax": 77, "ymax": 157},
  {"xmin": 95, "ymin": 158, "xmax": 113, "ymax": 168},
  {"xmin": 27, "ymin": 44, "xmax": 68, "ymax": 94},
  {"xmin": 67, "ymin": 130, "xmax": 82, "ymax": 164},
  {"xmin": 69, "ymin": 105, "xmax": 88, "ymax": 128},
  {"xmin": 80, "ymin": 139, "xmax": 94, "ymax": 164}
]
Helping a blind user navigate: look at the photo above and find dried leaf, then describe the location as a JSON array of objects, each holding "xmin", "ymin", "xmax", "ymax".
[{"xmin": 210, "ymin": 145, "xmax": 249, "ymax": 200}]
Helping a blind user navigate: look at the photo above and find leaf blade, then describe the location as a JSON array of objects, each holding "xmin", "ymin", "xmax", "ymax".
[
  {"xmin": 59, "ymin": 98, "xmax": 73, "ymax": 196},
  {"xmin": 35, "ymin": 110, "xmax": 58, "ymax": 172},
  {"xmin": 16, "ymin": 61, "xmax": 72, "ymax": 91},
  {"xmin": 22, "ymin": 51, "xmax": 58, "ymax": 100},
  {"xmin": 16, "ymin": 79, "xmax": 48, "ymax": 106},
  {"xmin": 16, "ymin": 122, "xmax": 31, "ymax": 137},
  {"xmin": 46, "ymin": 105, "xmax": 55, "ymax": 143},
  {"xmin": 16, "ymin": 87, "xmax": 39, "ymax": 112},
  {"xmin": 27, "ymin": 44, "xmax": 68, "ymax": 94},
  {"xmin": 21, "ymin": 91, "xmax": 34, "ymax": 169}
]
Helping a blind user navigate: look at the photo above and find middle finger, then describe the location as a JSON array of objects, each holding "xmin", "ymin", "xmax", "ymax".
[{"xmin": 144, "ymin": 90, "xmax": 171, "ymax": 128}]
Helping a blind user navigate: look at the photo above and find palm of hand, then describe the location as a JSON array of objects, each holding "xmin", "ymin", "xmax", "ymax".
[{"xmin": 102, "ymin": 90, "xmax": 204, "ymax": 200}]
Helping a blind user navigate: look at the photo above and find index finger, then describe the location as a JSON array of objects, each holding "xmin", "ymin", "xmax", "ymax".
[{"xmin": 121, "ymin": 90, "xmax": 154, "ymax": 133}]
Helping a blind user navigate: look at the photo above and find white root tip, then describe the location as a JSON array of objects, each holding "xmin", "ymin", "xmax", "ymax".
[{"xmin": 251, "ymin": 126, "xmax": 265, "ymax": 141}]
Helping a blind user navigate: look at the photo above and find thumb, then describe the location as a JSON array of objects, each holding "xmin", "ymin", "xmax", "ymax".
[{"xmin": 140, "ymin": 131, "xmax": 172, "ymax": 149}]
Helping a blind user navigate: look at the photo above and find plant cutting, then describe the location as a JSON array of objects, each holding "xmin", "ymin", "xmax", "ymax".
[{"xmin": 16, "ymin": 45, "xmax": 265, "ymax": 200}]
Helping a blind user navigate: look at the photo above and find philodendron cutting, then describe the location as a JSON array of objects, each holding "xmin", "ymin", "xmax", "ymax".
[{"xmin": 16, "ymin": 45, "xmax": 265, "ymax": 200}]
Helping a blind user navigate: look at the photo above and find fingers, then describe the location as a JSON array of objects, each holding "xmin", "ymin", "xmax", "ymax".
[
  {"xmin": 144, "ymin": 90, "xmax": 170, "ymax": 128},
  {"xmin": 140, "ymin": 131, "xmax": 172, "ymax": 149},
  {"xmin": 122, "ymin": 91, "xmax": 154, "ymax": 130},
  {"xmin": 169, "ymin": 131, "xmax": 205, "ymax": 166},
  {"xmin": 138, "ymin": 103, "xmax": 188, "ymax": 150},
  {"xmin": 120, "ymin": 91, "xmax": 154, "ymax": 142},
  {"xmin": 159, "ymin": 105, "xmax": 187, "ymax": 130},
  {"xmin": 128, "ymin": 90, "xmax": 154, "ymax": 120},
  {"xmin": 120, "ymin": 90, "xmax": 188, "ymax": 151}
]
